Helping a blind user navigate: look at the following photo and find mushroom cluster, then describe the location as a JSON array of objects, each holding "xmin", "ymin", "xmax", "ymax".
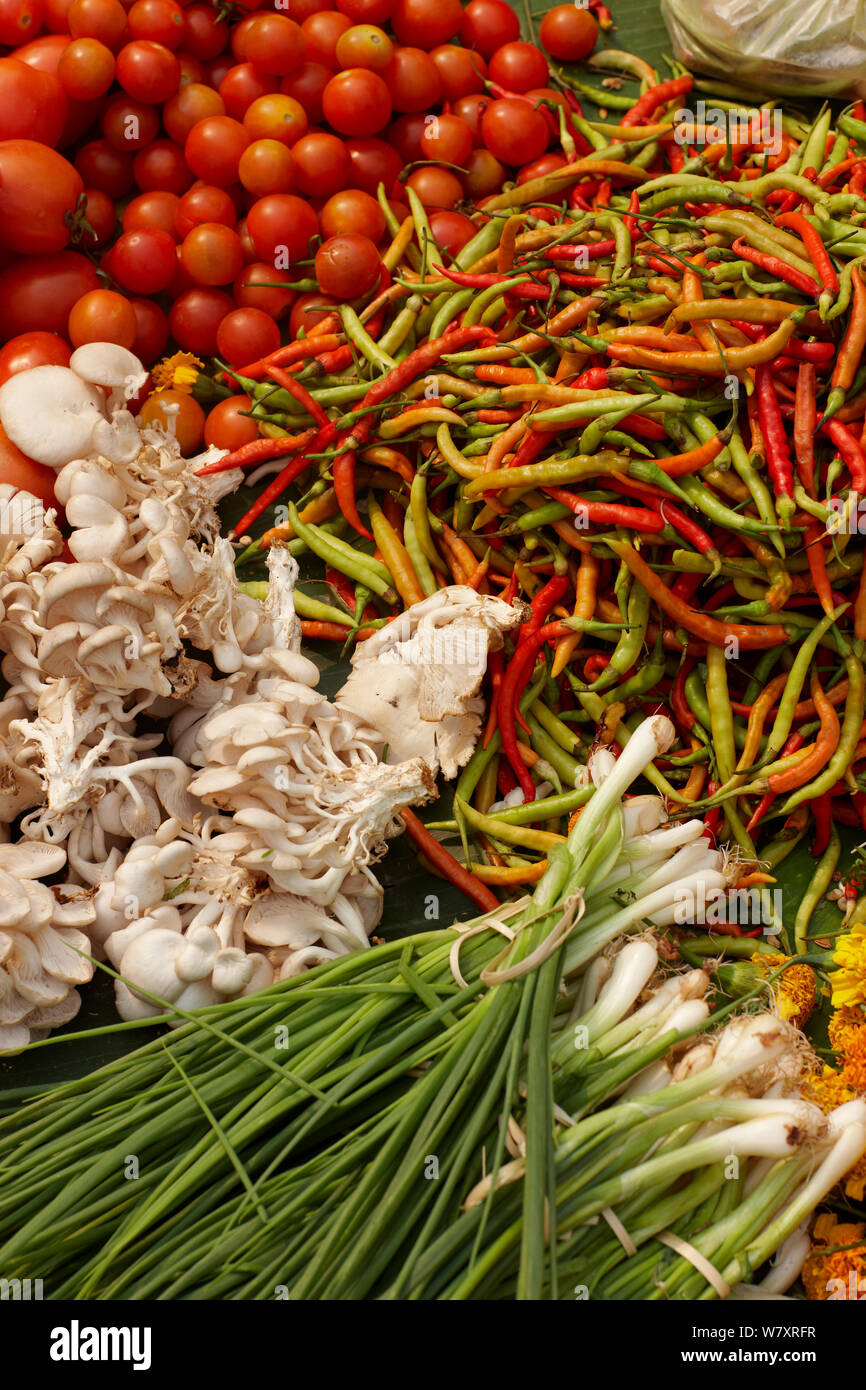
[{"xmin": 0, "ymin": 348, "xmax": 522, "ymax": 1039}]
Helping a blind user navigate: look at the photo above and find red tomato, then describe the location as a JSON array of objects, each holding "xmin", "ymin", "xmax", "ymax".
[
  {"xmin": 539, "ymin": 5, "xmax": 598, "ymax": 61},
  {"xmin": 291, "ymin": 130, "xmax": 349, "ymax": 195},
  {"xmin": 289, "ymin": 290, "xmax": 336, "ymax": 337},
  {"xmin": 179, "ymin": 181, "xmax": 240, "ymax": 235},
  {"xmin": 0, "ymin": 56, "xmax": 67, "ymax": 145},
  {"xmin": 163, "ymin": 81, "xmax": 225, "ymax": 142},
  {"xmin": 459, "ymin": 0, "xmax": 519, "ymax": 58},
  {"xmin": 169, "ymin": 286, "xmax": 233, "ymax": 354},
  {"xmin": 233, "ymin": 260, "xmax": 296, "ymax": 319},
  {"xmin": 453, "ymin": 92, "xmax": 491, "ymax": 145},
  {"xmin": 43, "ymin": 0, "xmax": 71, "ymax": 29},
  {"xmin": 175, "ymin": 54, "xmax": 205, "ymax": 89},
  {"xmin": 344, "ymin": 136, "xmax": 400, "ymax": 197},
  {"xmin": 405, "ymin": 165, "xmax": 462, "ymax": 209},
  {"xmin": 139, "ymin": 388, "xmax": 204, "ymax": 453},
  {"xmin": 487, "ymin": 41, "xmax": 548, "ymax": 93},
  {"xmin": 219, "ymin": 61, "xmax": 279, "ymax": 120},
  {"xmin": 229, "ymin": 9, "xmax": 257, "ymax": 60},
  {"xmin": 244, "ymin": 92, "xmax": 307, "ymax": 145},
  {"xmin": 57, "ymin": 37, "xmax": 115, "ymax": 100},
  {"xmin": 281, "ymin": 0, "xmax": 336, "ymax": 19},
  {"xmin": 129, "ymin": 295, "xmax": 169, "ymax": 364},
  {"xmin": 75, "ymin": 138, "xmax": 132, "ymax": 198},
  {"xmin": 69, "ymin": 287, "xmax": 137, "ymax": 348},
  {"xmin": 116, "ymin": 40, "xmax": 181, "ymax": 103},
  {"xmin": 204, "ymin": 393, "xmax": 258, "ymax": 450},
  {"xmin": 391, "ymin": 0, "xmax": 461, "ymax": 47},
  {"xmin": 216, "ymin": 306, "xmax": 280, "ymax": 366},
  {"xmin": 517, "ymin": 150, "xmax": 566, "ymax": 183},
  {"xmin": 102, "ymin": 95, "xmax": 160, "ymax": 151},
  {"xmin": 419, "ymin": 113, "xmax": 472, "ymax": 166},
  {"xmin": 314, "ymin": 232, "xmax": 379, "ymax": 297},
  {"xmin": 0, "ymin": 423, "xmax": 59, "ymax": 511},
  {"xmin": 79, "ymin": 187, "xmax": 116, "ymax": 246},
  {"xmin": 105, "ymin": 227, "xmax": 176, "ymax": 293},
  {"xmin": 335, "ymin": 23, "xmax": 392, "ymax": 71},
  {"xmin": 0, "ymin": 250, "xmax": 98, "ymax": 339},
  {"xmin": 322, "ymin": 67, "xmax": 390, "ymax": 135},
  {"xmin": 0, "ymin": 332, "xmax": 71, "ymax": 385},
  {"xmin": 180, "ymin": 222, "xmax": 243, "ymax": 285},
  {"xmin": 238, "ymin": 139, "xmax": 295, "ymax": 196},
  {"xmin": 127, "ymin": 0, "xmax": 187, "ymax": 49},
  {"xmin": 386, "ymin": 112, "xmax": 425, "ymax": 162},
  {"xmin": 133, "ymin": 140, "xmax": 192, "ymax": 195},
  {"xmin": 429, "ymin": 43, "xmax": 486, "ymax": 100},
  {"xmin": 301, "ymin": 9, "xmax": 351, "ymax": 64},
  {"xmin": 123, "ymin": 188, "xmax": 180, "ymax": 236},
  {"xmin": 235, "ymin": 215, "xmax": 257, "ymax": 264},
  {"xmin": 247, "ymin": 192, "xmax": 318, "ymax": 265},
  {"xmin": 0, "ymin": 0, "xmax": 44, "ymax": 47},
  {"xmin": 68, "ymin": 0, "xmax": 125, "ymax": 43},
  {"xmin": 319, "ymin": 187, "xmax": 384, "ymax": 241},
  {"xmin": 183, "ymin": 3, "xmax": 227, "ymax": 60},
  {"xmin": 185, "ymin": 115, "xmax": 250, "ymax": 186},
  {"xmin": 428, "ymin": 208, "xmax": 475, "ymax": 257},
  {"xmin": 0, "ymin": 142, "xmax": 83, "ymax": 255},
  {"xmin": 336, "ymin": 0, "xmax": 392, "ymax": 21},
  {"xmin": 461, "ymin": 145, "xmax": 505, "ymax": 198},
  {"xmin": 244, "ymin": 14, "xmax": 305, "ymax": 75},
  {"xmin": 280, "ymin": 61, "xmax": 332, "ymax": 124},
  {"xmin": 481, "ymin": 98, "xmax": 548, "ymax": 165},
  {"xmin": 385, "ymin": 46, "xmax": 440, "ymax": 112}
]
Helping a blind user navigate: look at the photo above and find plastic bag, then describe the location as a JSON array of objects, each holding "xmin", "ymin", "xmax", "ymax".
[{"xmin": 661, "ymin": 0, "xmax": 866, "ymax": 98}]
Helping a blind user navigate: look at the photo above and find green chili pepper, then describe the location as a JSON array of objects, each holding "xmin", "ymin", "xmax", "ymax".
[
  {"xmin": 286, "ymin": 503, "xmax": 397, "ymax": 603},
  {"xmin": 779, "ymin": 654, "xmax": 865, "ymax": 813},
  {"xmin": 794, "ymin": 824, "xmax": 840, "ymax": 954},
  {"xmin": 762, "ymin": 607, "xmax": 848, "ymax": 764},
  {"xmin": 337, "ymin": 305, "xmax": 396, "ymax": 371}
]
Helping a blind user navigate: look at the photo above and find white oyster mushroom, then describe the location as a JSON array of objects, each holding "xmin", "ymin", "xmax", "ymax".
[
  {"xmin": 0, "ymin": 366, "xmax": 105, "ymax": 468},
  {"xmin": 69, "ymin": 343, "xmax": 148, "ymax": 412}
]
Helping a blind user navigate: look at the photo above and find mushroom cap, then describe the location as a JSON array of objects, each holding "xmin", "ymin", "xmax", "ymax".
[
  {"xmin": 69, "ymin": 344, "xmax": 145, "ymax": 390},
  {"xmin": 0, "ymin": 366, "xmax": 104, "ymax": 469}
]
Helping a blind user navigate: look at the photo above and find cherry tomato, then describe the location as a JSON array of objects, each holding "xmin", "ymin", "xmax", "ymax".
[
  {"xmin": 429, "ymin": 43, "xmax": 486, "ymax": 100},
  {"xmin": 244, "ymin": 92, "xmax": 307, "ymax": 145},
  {"xmin": 314, "ymin": 232, "xmax": 379, "ymax": 297},
  {"xmin": 216, "ymin": 306, "xmax": 280, "ymax": 366},
  {"xmin": 487, "ymin": 41, "xmax": 548, "ymax": 93},
  {"xmin": 289, "ymin": 290, "xmax": 336, "ymax": 337},
  {"xmin": 0, "ymin": 56, "xmax": 67, "ymax": 145},
  {"xmin": 129, "ymin": 295, "xmax": 169, "ymax": 365},
  {"xmin": 247, "ymin": 192, "xmax": 318, "ymax": 265},
  {"xmin": 76, "ymin": 138, "xmax": 132, "ymax": 198},
  {"xmin": 461, "ymin": 145, "xmax": 505, "ymax": 198},
  {"xmin": 127, "ymin": 0, "xmax": 187, "ymax": 49},
  {"xmin": 322, "ymin": 67, "xmax": 390, "ymax": 136},
  {"xmin": 0, "ymin": 423, "xmax": 59, "ymax": 511},
  {"xmin": 481, "ymin": 98, "xmax": 548, "ymax": 165},
  {"xmin": 0, "ymin": 142, "xmax": 84, "ymax": 255},
  {"xmin": 57, "ymin": 36, "xmax": 115, "ymax": 99},
  {"xmin": 79, "ymin": 186, "xmax": 116, "ymax": 246},
  {"xmin": 133, "ymin": 139, "xmax": 192, "ymax": 194},
  {"xmin": 335, "ymin": 23, "xmax": 392, "ymax": 71},
  {"xmin": 139, "ymin": 388, "xmax": 205, "ymax": 454},
  {"xmin": 102, "ymin": 95, "xmax": 160, "ymax": 151},
  {"xmin": 0, "ymin": 250, "xmax": 98, "ymax": 338},
  {"xmin": 106, "ymin": 227, "xmax": 176, "ymax": 292},
  {"xmin": 452, "ymin": 92, "xmax": 491, "ymax": 145},
  {"xmin": 69, "ymin": 287, "xmax": 137, "ymax": 348},
  {"xmin": 517, "ymin": 150, "xmax": 565, "ymax": 183},
  {"xmin": 235, "ymin": 215, "xmax": 257, "ymax": 263},
  {"xmin": 282, "ymin": 0, "xmax": 336, "ymax": 19},
  {"xmin": 337, "ymin": 0, "xmax": 391, "ymax": 19},
  {"xmin": 123, "ymin": 189, "xmax": 180, "ymax": 237},
  {"xmin": 238, "ymin": 138, "xmax": 295, "ymax": 196},
  {"xmin": 183, "ymin": 3, "xmax": 228, "ymax": 60},
  {"xmin": 0, "ymin": 0, "xmax": 44, "ymax": 47},
  {"xmin": 385, "ymin": 47, "xmax": 440, "ymax": 113},
  {"xmin": 244, "ymin": 13, "xmax": 305, "ymax": 76},
  {"xmin": 391, "ymin": 0, "xmax": 461, "ymax": 47},
  {"xmin": 300, "ymin": 9, "xmax": 350, "ymax": 64},
  {"xmin": 116, "ymin": 39, "xmax": 181, "ymax": 103},
  {"xmin": 342, "ymin": 136, "xmax": 399, "ymax": 199},
  {"xmin": 280, "ymin": 60, "xmax": 332, "ymax": 124},
  {"xmin": 539, "ymin": 5, "xmax": 597, "ymax": 61},
  {"xmin": 68, "ymin": 0, "xmax": 126, "ymax": 45},
  {"xmin": 291, "ymin": 130, "xmax": 349, "ymax": 195},
  {"xmin": 459, "ymin": 0, "xmax": 519, "ymax": 58},
  {"xmin": 219, "ymin": 61, "xmax": 278, "ymax": 120},
  {"xmin": 0, "ymin": 332, "xmax": 71, "ymax": 385},
  {"xmin": 428, "ymin": 208, "xmax": 475, "ymax": 257},
  {"xmin": 204, "ymin": 393, "xmax": 258, "ymax": 450},
  {"xmin": 185, "ymin": 115, "xmax": 250, "ymax": 186},
  {"xmin": 169, "ymin": 286, "xmax": 233, "ymax": 354},
  {"xmin": 420, "ymin": 113, "xmax": 472, "ymax": 166},
  {"xmin": 43, "ymin": 0, "xmax": 71, "ymax": 30},
  {"xmin": 176, "ymin": 52, "xmax": 206, "ymax": 88},
  {"xmin": 233, "ymin": 260, "xmax": 296, "ymax": 319},
  {"xmin": 230, "ymin": 10, "xmax": 257, "ymax": 60},
  {"xmin": 180, "ymin": 222, "xmax": 243, "ymax": 285},
  {"xmin": 163, "ymin": 81, "xmax": 224, "ymax": 143},
  {"xmin": 405, "ymin": 165, "xmax": 463, "ymax": 209},
  {"xmin": 319, "ymin": 187, "xmax": 384, "ymax": 241},
  {"xmin": 386, "ymin": 112, "xmax": 425, "ymax": 162}
]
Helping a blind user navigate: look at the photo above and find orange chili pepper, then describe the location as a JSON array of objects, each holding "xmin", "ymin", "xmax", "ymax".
[
  {"xmin": 607, "ymin": 318, "xmax": 796, "ymax": 374},
  {"xmin": 804, "ymin": 522, "xmax": 836, "ymax": 618},
  {"xmin": 768, "ymin": 671, "xmax": 840, "ymax": 793},
  {"xmin": 552, "ymin": 550, "xmax": 598, "ymax": 678},
  {"xmin": 400, "ymin": 807, "xmax": 499, "ymax": 911}
]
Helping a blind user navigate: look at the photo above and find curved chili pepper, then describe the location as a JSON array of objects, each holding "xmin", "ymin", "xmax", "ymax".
[
  {"xmin": 731, "ymin": 237, "xmax": 821, "ymax": 297},
  {"xmin": 822, "ymin": 418, "xmax": 866, "ymax": 491},
  {"xmin": 755, "ymin": 363, "xmax": 795, "ymax": 523},
  {"xmin": 621, "ymin": 74, "xmax": 693, "ymax": 128},
  {"xmin": 774, "ymin": 211, "xmax": 839, "ymax": 297},
  {"xmin": 400, "ymin": 807, "xmax": 499, "ymax": 912}
]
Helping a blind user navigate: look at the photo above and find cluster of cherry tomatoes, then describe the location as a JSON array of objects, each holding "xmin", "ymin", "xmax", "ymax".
[{"xmin": 0, "ymin": 0, "xmax": 599, "ymax": 470}]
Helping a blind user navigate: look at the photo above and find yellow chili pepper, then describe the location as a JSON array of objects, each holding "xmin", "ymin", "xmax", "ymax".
[
  {"xmin": 367, "ymin": 493, "xmax": 426, "ymax": 607},
  {"xmin": 552, "ymin": 551, "xmax": 599, "ymax": 678}
]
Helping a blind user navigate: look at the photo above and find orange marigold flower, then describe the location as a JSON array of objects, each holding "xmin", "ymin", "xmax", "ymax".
[
  {"xmin": 831, "ymin": 922, "xmax": 866, "ymax": 1009},
  {"xmin": 802, "ymin": 1213, "xmax": 866, "ymax": 1301},
  {"xmin": 151, "ymin": 351, "xmax": 203, "ymax": 394},
  {"xmin": 749, "ymin": 950, "xmax": 816, "ymax": 1029}
]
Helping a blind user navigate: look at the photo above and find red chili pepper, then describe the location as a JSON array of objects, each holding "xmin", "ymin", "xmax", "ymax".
[
  {"xmin": 541, "ymin": 239, "xmax": 617, "ymax": 262},
  {"xmin": 671, "ymin": 657, "xmax": 696, "ymax": 732},
  {"xmin": 482, "ymin": 649, "xmax": 503, "ymax": 749},
  {"xmin": 195, "ymin": 429, "xmax": 318, "ymax": 477},
  {"xmin": 266, "ymin": 364, "xmax": 330, "ymax": 430},
  {"xmin": 235, "ymin": 326, "xmax": 341, "ymax": 379},
  {"xmin": 500, "ymin": 579, "xmax": 569, "ymax": 799},
  {"xmin": 811, "ymin": 792, "xmax": 833, "ymax": 857},
  {"xmin": 508, "ymin": 427, "xmax": 549, "ymax": 470},
  {"xmin": 542, "ymin": 485, "xmax": 667, "ymax": 533},
  {"xmin": 621, "ymin": 74, "xmax": 693, "ymax": 128},
  {"xmin": 774, "ymin": 211, "xmax": 839, "ymax": 296},
  {"xmin": 745, "ymin": 732, "xmax": 805, "ymax": 833},
  {"xmin": 400, "ymin": 807, "xmax": 499, "ymax": 912},
  {"xmin": 227, "ymin": 422, "xmax": 337, "ymax": 539},
  {"xmin": 822, "ymin": 418, "xmax": 866, "ymax": 490},
  {"xmin": 605, "ymin": 477, "xmax": 718, "ymax": 556},
  {"xmin": 703, "ymin": 779, "xmax": 721, "ymax": 844},
  {"xmin": 754, "ymin": 363, "xmax": 796, "ymax": 521},
  {"xmin": 583, "ymin": 653, "xmax": 609, "ymax": 682},
  {"xmin": 731, "ymin": 238, "xmax": 821, "ymax": 297},
  {"xmin": 730, "ymin": 323, "xmax": 833, "ymax": 363}
]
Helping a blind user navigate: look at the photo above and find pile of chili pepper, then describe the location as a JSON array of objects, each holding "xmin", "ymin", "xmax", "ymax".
[{"xmin": 206, "ymin": 51, "xmax": 866, "ymax": 938}]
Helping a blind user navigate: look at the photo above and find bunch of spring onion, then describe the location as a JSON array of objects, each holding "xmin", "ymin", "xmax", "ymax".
[{"xmin": 1, "ymin": 715, "xmax": 858, "ymax": 1299}]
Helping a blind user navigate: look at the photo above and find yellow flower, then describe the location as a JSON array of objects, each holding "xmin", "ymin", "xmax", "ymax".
[
  {"xmin": 151, "ymin": 351, "xmax": 203, "ymax": 394},
  {"xmin": 749, "ymin": 950, "xmax": 816, "ymax": 1029},
  {"xmin": 831, "ymin": 921, "xmax": 866, "ymax": 1009},
  {"xmin": 802, "ymin": 1213, "xmax": 866, "ymax": 1301},
  {"xmin": 828, "ymin": 1005, "xmax": 866, "ymax": 1057}
]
